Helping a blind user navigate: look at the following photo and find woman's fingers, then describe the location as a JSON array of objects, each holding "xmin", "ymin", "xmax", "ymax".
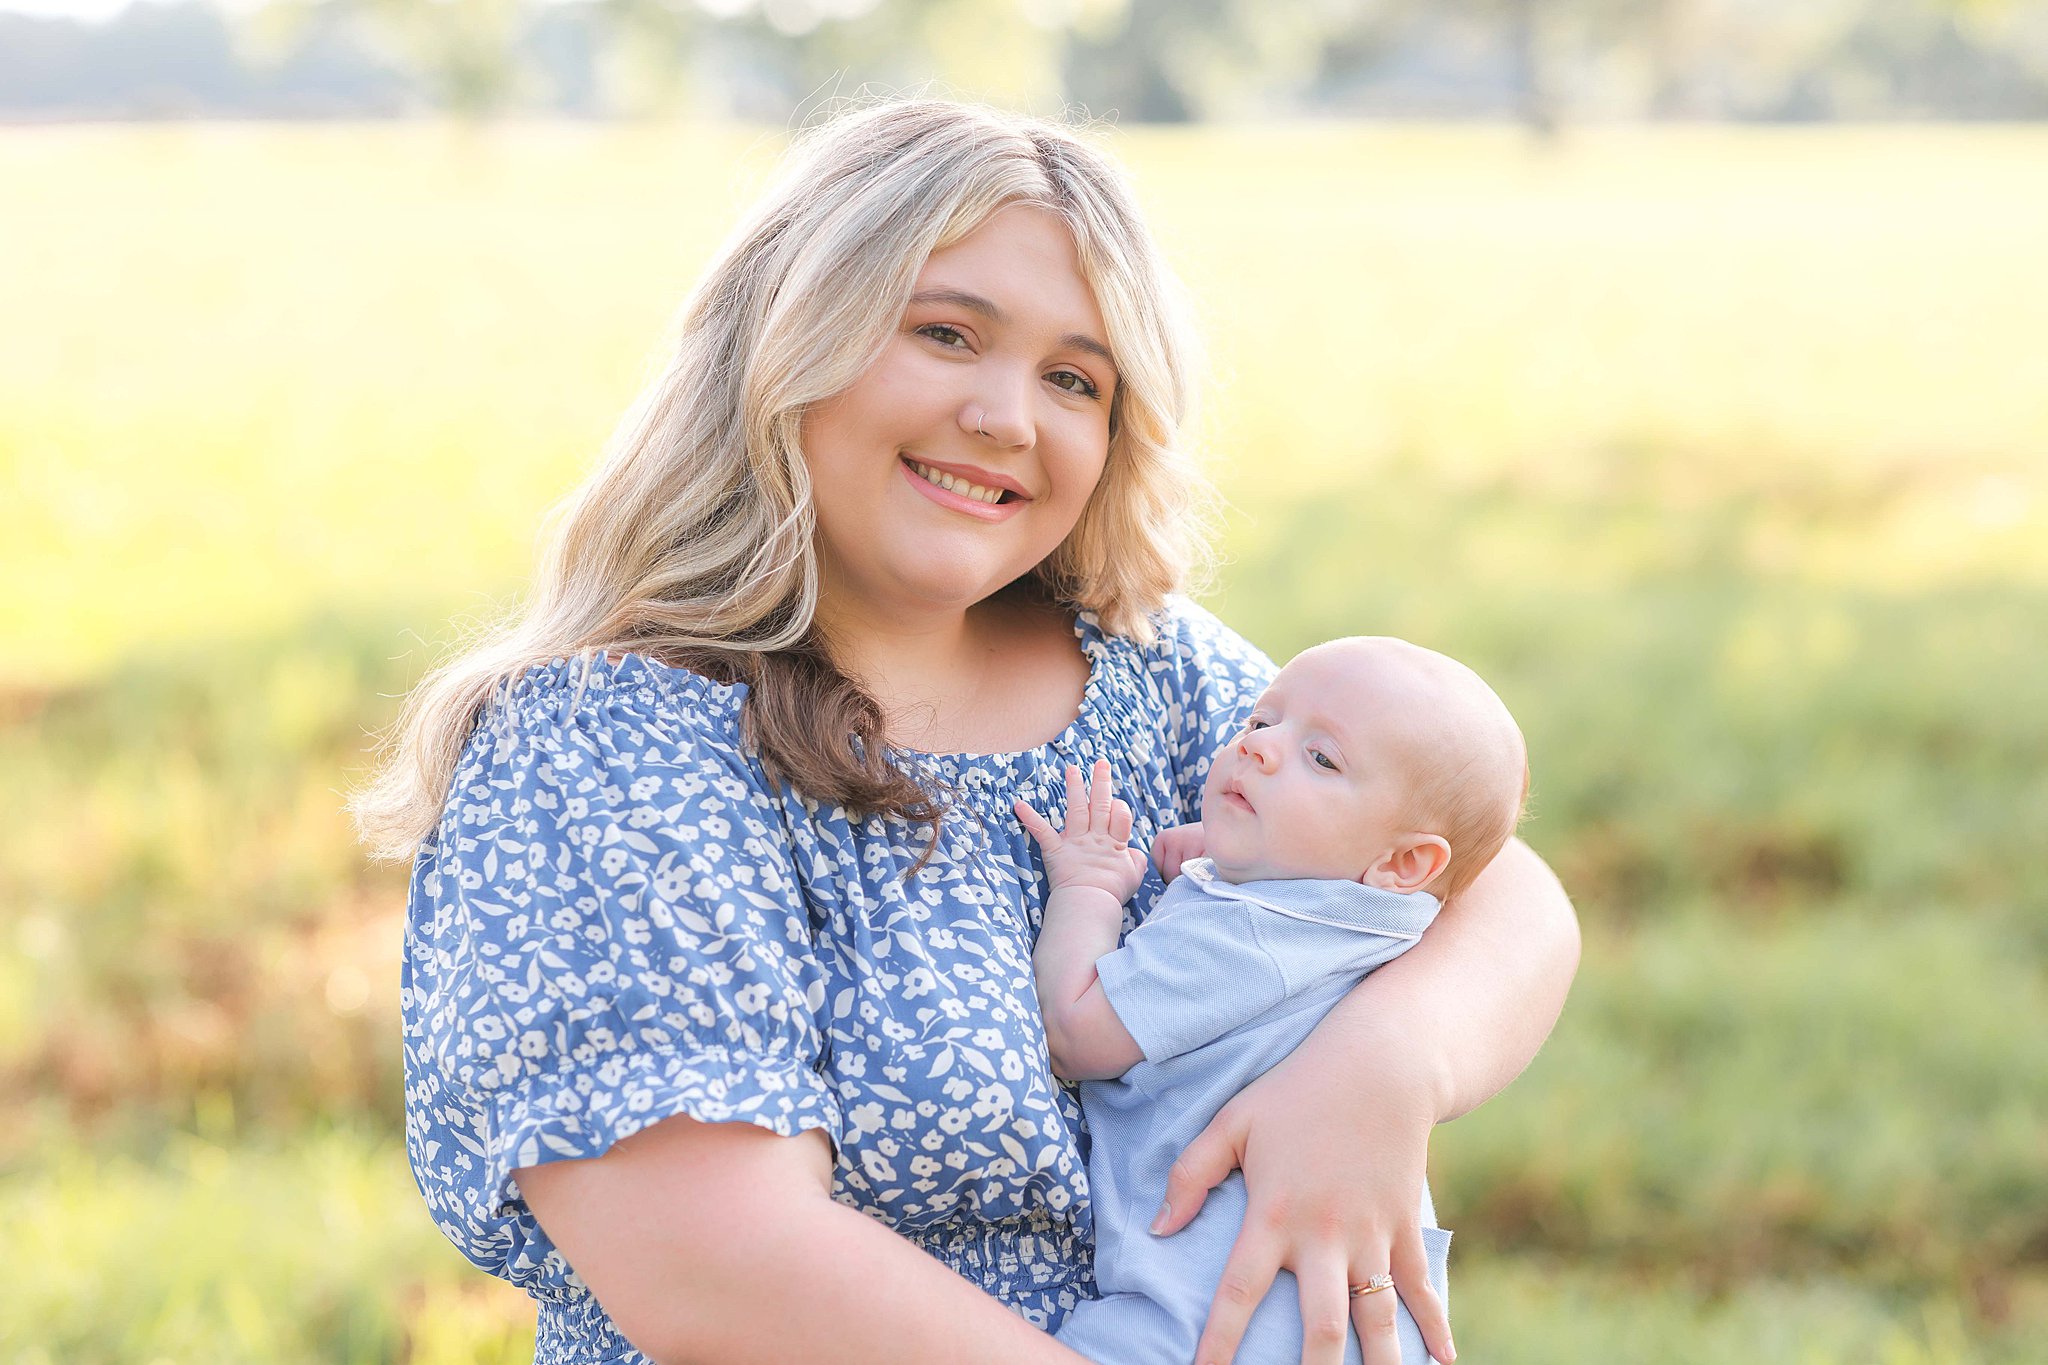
[
  {"xmin": 1389, "ymin": 1229, "xmax": 1453, "ymax": 1363},
  {"xmin": 1296, "ymin": 1264, "xmax": 1352, "ymax": 1365},
  {"xmin": 1348, "ymin": 1271, "xmax": 1404, "ymax": 1365},
  {"xmin": 1153, "ymin": 1115, "xmax": 1244, "ymax": 1236},
  {"xmin": 1193, "ymin": 1229, "xmax": 1282, "ymax": 1365}
]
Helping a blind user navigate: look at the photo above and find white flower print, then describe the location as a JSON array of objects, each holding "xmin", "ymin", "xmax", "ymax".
[{"xmin": 401, "ymin": 603, "xmax": 1277, "ymax": 1358}]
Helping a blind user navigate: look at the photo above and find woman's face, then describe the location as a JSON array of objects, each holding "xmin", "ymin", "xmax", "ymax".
[{"xmin": 800, "ymin": 204, "xmax": 1120, "ymax": 625}]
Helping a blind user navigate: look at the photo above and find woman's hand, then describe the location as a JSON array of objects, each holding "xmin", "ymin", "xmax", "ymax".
[{"xmin": 1153, "ymin": 1017, "xmax": 1456, "ymax": 1365}]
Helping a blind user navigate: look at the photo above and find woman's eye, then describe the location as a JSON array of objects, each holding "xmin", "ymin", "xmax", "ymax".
[
  {"xmin": 1049, "ymin": 369, "xmax": 1101, "ymax": 399},
  {"xmin": 917, "ymin": 324, "xmax": 969, "ymax": 348},
  {"xmin": 1313, "ymin": 751, "xmax": 1339, "ymax": 772}
]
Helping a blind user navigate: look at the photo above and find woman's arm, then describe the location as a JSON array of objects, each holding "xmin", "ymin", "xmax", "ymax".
[
  {"xmin": 1336, "ymin": 834, "xmax": 1581, "ymax": 1119},
  {"xmin": 1156, "ymin": 837, "xmax": 1579, "ymax": 1365},
  {"xmin": 519, "ymin": 1117, "xmax": 1092, "ymax": 1365}
]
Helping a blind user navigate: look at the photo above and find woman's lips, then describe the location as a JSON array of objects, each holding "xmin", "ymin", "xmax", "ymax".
[
  {"xmin": 906, "ymin": 455, "xmax": 1030, "ymax": 500},
  {"xmin": 899, "ymin": 457, "xmax": 1029, "ymax": 522}
]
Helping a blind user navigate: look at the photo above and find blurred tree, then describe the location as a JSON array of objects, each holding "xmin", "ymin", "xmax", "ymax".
[
  {"xmin": 16, "ymin": 0, "xmax": 2048, "ymax": 120},
  {"xmin": 1059, "ymin": 0, "xmax": 1373, "ymax": 120},
  {"xmin": 262, "ymin": 0, "xmax": 531, "ymax": 116},
  {"xmin": 586, "ymin": 0, "xmax": 704, "ymax": 116}
]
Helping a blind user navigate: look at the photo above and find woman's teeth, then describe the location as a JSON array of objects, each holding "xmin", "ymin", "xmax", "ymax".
[{"xmin": 909, "ymin": 459, "xmax": 1008, "ymax": 504}]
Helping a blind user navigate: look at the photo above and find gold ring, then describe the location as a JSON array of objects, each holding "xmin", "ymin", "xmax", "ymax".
[{"xmin": 1348, "ymin": 1274, "xmax": 1395, "ymax": 1298}]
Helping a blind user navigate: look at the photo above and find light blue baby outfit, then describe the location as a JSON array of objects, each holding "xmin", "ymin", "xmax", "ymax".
[{"xmin": 1054, "ymin": 857, "xmax": 1453, "ymax": 1365}]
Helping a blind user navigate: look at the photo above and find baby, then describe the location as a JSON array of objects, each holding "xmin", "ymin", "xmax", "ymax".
[{"xmin": 1014, "ymin": 636, "xmax": 1528, "ymax": 1365}]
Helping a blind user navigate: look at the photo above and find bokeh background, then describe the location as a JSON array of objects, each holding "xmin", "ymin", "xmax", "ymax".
[{"xmin": 5, "ymin": 1, "xmax": 2047, "ymax": 1361}]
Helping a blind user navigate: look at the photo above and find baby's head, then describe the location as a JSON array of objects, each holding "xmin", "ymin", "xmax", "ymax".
[{"xmin": 1200, "ymin": 637, "xmax": 1528, "ymax": 900}]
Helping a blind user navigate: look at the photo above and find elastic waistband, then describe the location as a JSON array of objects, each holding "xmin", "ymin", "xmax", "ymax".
[
  {"xmin": 902, "ymin": 1209, "xmax": 1093, "ymax": 1298},
  {"xmin": 533, "ymin": 1293, "xmax": 644, "ymax": 1365}
]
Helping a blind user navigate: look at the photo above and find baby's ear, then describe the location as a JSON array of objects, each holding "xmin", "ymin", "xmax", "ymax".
[{"xmin": 1364, "ymin": 835, "xmax": 1451, "ymax": 894}]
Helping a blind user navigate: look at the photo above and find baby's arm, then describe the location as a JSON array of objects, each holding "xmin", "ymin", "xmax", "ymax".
[{"xmin": 1015, "ymin": 760, "xmax": 1148, "ymax": 1083}]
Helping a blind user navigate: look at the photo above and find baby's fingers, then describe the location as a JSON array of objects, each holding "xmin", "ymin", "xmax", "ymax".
[
  {"xmin": 1012, "ymin": 798, "xmax": 1060, "ymax": 849},
  {"xmin": 1109, "ymin": 798, "xmax": 1133, "ymax": 845},
  {"xmin": 1063, "ymin": 763, "xmax": 1087, "ymax": 829},
  {"xmin": 1088, "ymin": 758, "xmax": 1115, "ymax": 825}
]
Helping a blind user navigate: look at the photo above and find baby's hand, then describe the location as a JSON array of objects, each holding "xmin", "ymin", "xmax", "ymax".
[
  {"xmin": 1014, "ymin": 760, "xmax": 1148, "ymax": 905},
  {"xmin": 1151, "ymin": 822, "xmax": 1205, "ymax": 883}
]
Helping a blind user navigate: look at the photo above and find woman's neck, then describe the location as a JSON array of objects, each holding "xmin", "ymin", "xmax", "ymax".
[
  {"xmin": 811, "ymin": 582, "xmax": 1074, "ymax": 753},
  {"xmin": 815, "ymin": 598, "xmax": 987, "ymax": 704}
]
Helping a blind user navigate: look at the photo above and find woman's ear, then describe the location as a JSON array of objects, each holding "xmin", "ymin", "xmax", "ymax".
[{"xmin": 1363, "ymin": 835, "xmax": 1451, "ymax": 894}]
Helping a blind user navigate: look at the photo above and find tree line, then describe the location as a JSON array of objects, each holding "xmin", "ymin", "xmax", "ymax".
[{"xmin": 4, "ymin": 0, "xmax": 2046, "ymax": 123}]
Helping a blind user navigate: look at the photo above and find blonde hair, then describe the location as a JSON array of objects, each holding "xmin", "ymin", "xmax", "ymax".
[
  {"xmin": 1421, "ymin": 749, "xmax": 1529, "ymax": 905},
  {"xmin": 1405, "ymin": 666, "xmax": 1527, "ymax": 904},
  {"xmin": 352, "ymin": 99, "xmax": 1214, "ymax": 860}
]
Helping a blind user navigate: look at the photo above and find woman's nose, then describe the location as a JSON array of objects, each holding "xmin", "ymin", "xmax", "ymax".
[
  {"xmin": 962, "ymin": 377, "xmax": 1034, "ymax": 448},
  {"xmin": 963, "ymin": 402, "xmax": 1031, "ymax": 448}
]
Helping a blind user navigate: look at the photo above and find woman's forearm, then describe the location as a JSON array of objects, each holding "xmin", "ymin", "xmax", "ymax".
[
  {"xmin": 1319, "ymin": 837, "xmax": 1580, "ymax": 1120},
  {"xmin": 658, "ymin": 1180, "xmax": 1088, "ymax": 1363},
  {"xmin": 520, "ymin": 1119, "xmax": 1089, "ymax": 1365}
]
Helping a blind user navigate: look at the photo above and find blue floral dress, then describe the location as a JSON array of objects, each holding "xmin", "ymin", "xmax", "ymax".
[{"xmin": 401, "ymin": 597, "xmax": 1277, "ymax": 1363}]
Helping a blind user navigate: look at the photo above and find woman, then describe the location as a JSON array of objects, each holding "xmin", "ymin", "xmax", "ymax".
[{"xmin": 356, "ymin": 100, "xmax": 1578, "ymax": 1365}]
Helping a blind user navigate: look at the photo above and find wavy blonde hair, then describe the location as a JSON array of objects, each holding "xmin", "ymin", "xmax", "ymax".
[{"xmin": 353, "ymin": 99, "xmax": 1215, "ymax": 860}]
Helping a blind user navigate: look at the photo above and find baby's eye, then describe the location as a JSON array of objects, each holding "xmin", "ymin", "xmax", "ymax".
[
  {"xmin": 917, "ymin": 323, "xmax": 969, "ymax": 348},
  {"xmin": 1312, "ymin": 750, "xmax": 1339, "ymax": 772},
  {"xmin": 1244, "ymin": 718, "xmax": 1269, "ymax": 731}
]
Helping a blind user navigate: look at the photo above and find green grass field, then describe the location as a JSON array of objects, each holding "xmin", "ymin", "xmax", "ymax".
[{"xmin": 3, "ymin": 120, "xmax": 2044, "ymax": 1362}]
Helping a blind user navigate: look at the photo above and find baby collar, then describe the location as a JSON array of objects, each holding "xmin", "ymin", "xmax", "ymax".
[{"xmin": 1179, "ymin": 857, "xmax": 1440, "ymax": 939}]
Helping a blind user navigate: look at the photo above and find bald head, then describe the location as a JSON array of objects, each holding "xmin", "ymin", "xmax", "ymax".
[{"xmin": 1287, "ymin": 636, "xmax": 1528, "ymax": 900}]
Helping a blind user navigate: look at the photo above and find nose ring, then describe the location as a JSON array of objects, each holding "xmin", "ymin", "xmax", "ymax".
[{"xmin": 976, "ymin": 408, "xmax": 988, "ymax": 438}]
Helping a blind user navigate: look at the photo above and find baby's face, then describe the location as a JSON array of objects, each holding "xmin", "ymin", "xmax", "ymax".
[{"xmin": 1200, "ymin": 641, "xmax": 1427, "ymax": 884}]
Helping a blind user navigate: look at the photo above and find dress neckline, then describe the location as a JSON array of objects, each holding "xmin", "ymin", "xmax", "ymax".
[
  {"xmin": 893, "ymin": 607, "xmax": 1112, "ymax": 771},
  {"xmin": 565, "ymin": 607, "xmax": 1116, "ymax": 773}
]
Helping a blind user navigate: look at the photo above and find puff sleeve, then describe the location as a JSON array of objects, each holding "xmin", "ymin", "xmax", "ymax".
[
  {"xmin": 405, "ymin": 661, "xmax": 840, "ymax": 1237},
  {"xmin": 1155, "ymin": 597, "xmax": 1278, "ymax": 824},
  {"xmin": 1093, "ymin": 891, "xmax": 1288, "ymax": 1064}
]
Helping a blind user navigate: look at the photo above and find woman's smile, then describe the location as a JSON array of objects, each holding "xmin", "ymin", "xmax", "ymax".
[{"xmin": 899, "ymin": 455, "xmax": 1032, "ymax": 521}]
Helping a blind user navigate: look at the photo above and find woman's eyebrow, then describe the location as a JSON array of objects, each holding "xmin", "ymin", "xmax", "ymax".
[
  {"xmin": 908, "ymin": 288, "xmax": 1118, "ymax": 372},
  {"xmin": 910, "ymin": 287, "xmax": 1004, "ymax": 321}
]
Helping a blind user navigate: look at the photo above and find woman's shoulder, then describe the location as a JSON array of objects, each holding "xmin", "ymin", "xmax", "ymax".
[
  {"xmin": 429, "ymin": 651, "xmax": 786, "ymax": 862},
  {"xmin": 1115, "ymin": 594, "xmax": 1278, "ymax": 689},
  {"xmin": 464, "ymin": 650, "xmax": 760, "ymax": 780}
]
